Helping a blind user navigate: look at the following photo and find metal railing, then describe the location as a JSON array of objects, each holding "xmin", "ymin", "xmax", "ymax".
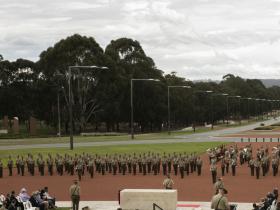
[{"xmin": 153, "ymin": 203, "xmax": 164, "ymax": 210}]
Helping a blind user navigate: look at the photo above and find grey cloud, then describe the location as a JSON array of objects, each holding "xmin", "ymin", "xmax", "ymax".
[{"xmin": 1, "ymin": 0, "xmax": 280, "ymax": 80}]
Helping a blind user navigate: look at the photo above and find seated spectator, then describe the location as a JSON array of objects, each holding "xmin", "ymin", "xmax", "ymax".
[
  {"xmin": 18, "ymin": 188, "xmax": 30, "ymax": 202},
  {"xmin": 29, "ymin": 191, "xmax": 48, "ymax": 210},
  {"xmin": 273, "ymin": 188, "xmax": 279, "ymax": 201},
  {"xmin": 40, "ymin": 187, "xmax": 56, "ymax": 209}
]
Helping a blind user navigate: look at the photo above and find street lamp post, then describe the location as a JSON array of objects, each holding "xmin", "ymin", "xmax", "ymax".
[
  {"xmin": 226, "ymin": 95, "xmax": 241, "ymax": 125},
  {"xmin": 167, "ymin": 85, "xmax": 191, "ymax": 135},
  {"xmin": 192, "ymin": 90, "xmax": 213, "ymax": 132},
  {"xmin": 211, "ymin": 93, "xmax": 228, "ymax": 128},
  {"xmin": 131, "ymin": 78, "xmax": 160, "ymax": 139},
  {"xmin": 68, "ymin": 65, "xmax": 108, "ymax": 150}
]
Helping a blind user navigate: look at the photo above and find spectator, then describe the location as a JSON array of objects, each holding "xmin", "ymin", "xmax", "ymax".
[
  {"xmin": 41, "ymin": 187, "xmax": 56, "ymax": 208},
  {"xmin": 273, "ymin": 188, "xmax": 279, "ymax": 201},
  {"xmin": 29, "ymin": 191, "xmax": 48, "ymax": 210},
  {"xmin": 211, "ymin": 187, "xmax": 230, "ymax": 210},
  {"xmin": 18, "ymin": 188, "xmax": 30, "ymax": 202}
]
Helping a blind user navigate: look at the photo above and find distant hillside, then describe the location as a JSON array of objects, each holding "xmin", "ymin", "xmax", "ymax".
[{"xmin": 260, "ymin": 79, "xmax": 280, "ymax": 88}]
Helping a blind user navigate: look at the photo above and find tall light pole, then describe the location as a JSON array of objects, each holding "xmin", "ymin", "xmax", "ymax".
[
  {"xmin": 167, "ymin": 85, "xmax": 191, "ymax": 135},
  {"xmin": 226, "ymin": 95, "xmax": 241, "ymax": 125},
  {"xmin": 68, "ymin": 65, "xmax": 108, "ymax": 150},
  {"xmin": 131, "ymin": 78, "xmax": 160, "ymax": 139},
  {"xmin": 211, "ymin": 93, "xmax": 228, "ymax": 127},
  {"xmin": 192, "ymin": 90, "xmax": 213, "ymax": 132}
]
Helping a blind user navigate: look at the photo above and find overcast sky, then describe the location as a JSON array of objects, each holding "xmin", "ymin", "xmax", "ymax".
[{"xmin": 1, "ymin": 0, "xmax": 280, "ymax": 80}]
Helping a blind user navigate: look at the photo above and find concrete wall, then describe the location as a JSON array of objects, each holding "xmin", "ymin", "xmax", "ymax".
[{"xmin": 120, "ymin": 189, "xmax": 177, "ymax": 210}]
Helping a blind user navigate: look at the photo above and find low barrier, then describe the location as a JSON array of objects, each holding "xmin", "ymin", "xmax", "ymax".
[{"xmin": 240, "ymin": 137, "xmax": 280, "ymax": 143}]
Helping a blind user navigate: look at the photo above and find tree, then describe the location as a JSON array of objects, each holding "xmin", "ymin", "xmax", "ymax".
[{"xmin": 37, "ymin": 34, "xmax": 107, "ymax": 132}]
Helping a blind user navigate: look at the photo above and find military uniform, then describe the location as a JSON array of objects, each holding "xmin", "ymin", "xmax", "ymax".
[
  {"xmin": 19, "ymin": 157, "xmax": 25, "ymax": 176},
  {"xmin": 76, "ymin": 160, "xmax": 83, "ymax": 181},
  {"xmin": 47, "ymin": 157, "xmax": 54, "ymax": 176},
  {"xmin": 173, "ymin": 156, "xmax": 178, "ymax": 176},
  {"xmin": 210, "ymin": 163, "xmax": 217, "ymax": 184},
  {"xmin": 230, "ymin": 158, "xmax": 237, "ymax": 176},
  {"xmin": 142, "ymin": 156, "xmax": 147, "ymax": 175},
  {"xmin": 178, "ymin": 158, "xmax": 185, "ymax": 178},
  {"xmin": 16, "ymin": 156, "xmax": 20, "ymax": 175},
  {"xmin": 272, "ymin": 157, "xmax": 279, "ymax": 176},
  {"xmin": 255, "ymin": 159, "xmax": 261, "ymax": 179},
  {"xmin": 7, "ymin": 157, "xmax": 13, "ymax": 176},
  {"xmin": 249, "ymin": 159, "xmax": 255, "ymax": 176},
  {"xmin": 88, "ymin": 158, "xmax": 94, "ymax": 178},
  {"xmin": 0, "ymin": 159, "xmax": 3, "ymax": 178},
  {"xmin": 220, "ymin": 158, "xmax": 225, "ymax": 176},
  {"xmin": 196, "ymin": 157, "xmax": 202, "ymax": 176}
]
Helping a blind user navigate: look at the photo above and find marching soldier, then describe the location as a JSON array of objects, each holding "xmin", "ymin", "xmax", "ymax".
[
  {"xmin": 230, "ymin": 157, "xmax": 237, "ymax": 176},
  {"xmin": 76, "ymin": 159, "xmax": 83, "ymax": 181},
  {"xmin": 210, "ymin": 162, "xmax": 217, "ymax": 184},
  {"xmin": 152, "ymin": 156, "xmax": 158, "ymax": 175},
  {"xmin": 112, "ymin": 158, "xmax": 117, "ymax": 175},
  {"xmin": 29, "ymin": 156, "xmax": 35, "ymax": 176},
  {"xmin": 88, "ymin": 157, "xmax": 94, "ymax": 178},
  {"xmin": 16, "ymin": 155, "xmax": 21, "ymax": 175},
  {"xmin": 100, "ymin": 158, "xmax": 106, "ymax": 175},
  {"xmin": 19, "ymin": 156, "xmax": 25, "ymax": 176},
  {"xmin": 47, "ymin": 156, "xmax": 54, "ymax": 176},
  {"xmin": 249, "ymin": 158, "xmax": 255, "ymax": 176},
  {"xmin": 190, "ymin": 154, "xmax": 195, "ymax": 173},
  {"xmin": 220, "ymin": 157, "xmax": 226, "ymax": 176},
  {"xmin": 142, "ymin": 156, "xmax": 147, "ymax": 175},
  {"xmin": 239, "ymin": 149, "xmax": 245, "ymax": 165},
  {"xmin": 121, "ymin": 157, "xmax": 127, "ymax": 175},
  {"xmin": 7, "ymin": 156, "xmax": 13, "ymax": 176},
  {"xmin": 261, "ymin": 156, "xmax": 267, "ymax": 176},
  {"xmin": 178, "ymin": 158, "xmax": 185, "ymax": 179},
  {"xmin": 167, "ymin": 154, "xmax": 172, "ymax": 174},
  {"xmin": 162, "ymin": 155, "xmax": 167, "ymax": 176},
  {"xmin": 138, "ymin": 154, "xmax": 142, "ymax": 173},
  {"xmin": 58, "ymin": 157, "xmax": 64, "ymax": 176},
  {"xmin": 255, "ymin": 158, "xmax": 261, "ymax": 179},
  {"xmin": 185, "ymin": 155, "xmax": 190, "ymax": 176},
  {"xmin": 0, "ymin": 159, "xmax": 3, "ymax": 178},
  {"xmin": 272, "ymin": 156, "xmax": 279, "ymax": 176},
  {"xmin": 69, "ymin": 157, "xmax": 74, "ymax": 176},
  {"xmin": 147, "ymin": 154, "xmax": 152, "ymax": 174},
  {"xmin": 132, "ymin": 156, "xmax": 137, "ymax": 175},
  {"xmin": 225, "ymin": 156, "xmax": 230, "ymax": 174},
  {"xmin": 196, "ymin": 156, "xmax": 202, "ymax": 176},
  {"xmin": 173, "ymin": 155, "xmax": 178, "ymax": 176}
]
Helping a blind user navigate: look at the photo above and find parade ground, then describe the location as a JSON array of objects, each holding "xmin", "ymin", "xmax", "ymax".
[
  {"xmin": 0, "ymin": 142, "xmax": 280, "ymax": 204},
  {"xmin": 1, "ymin": 118, "xmax": 280, "ymax": 210}
]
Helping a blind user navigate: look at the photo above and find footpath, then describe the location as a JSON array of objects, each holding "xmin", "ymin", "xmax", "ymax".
[{"xmin": 56, "ymin": 201, "xmax": 253, "ymax": 210}]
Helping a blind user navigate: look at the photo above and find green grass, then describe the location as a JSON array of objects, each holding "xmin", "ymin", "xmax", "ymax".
[
  {"xmin": 0, "ymin": 142, "xmax": 226, "ymax": 166},
  {"xmin": 0, "ymin": 126, "xmax": 214, "ymax": 146}
]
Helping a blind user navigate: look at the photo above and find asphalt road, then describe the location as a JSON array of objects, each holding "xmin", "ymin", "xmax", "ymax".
[{"xmin": 0, "ymin": 118, "xmax": 279, "ymax": 150}]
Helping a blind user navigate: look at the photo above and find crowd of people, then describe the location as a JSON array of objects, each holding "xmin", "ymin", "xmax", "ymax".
[
  {"xmin": 0, "ymin": 187, "xmax": 55, "ymax": 210},
  {"xmin": 252, "ymin": 188, "xmax": 279, "ymax": 210},
  {"xmin": 0, "ymin": 144, "xmax": 280, "ymax": 183},
  {"xmin": 208, "ymin": 144, "xmax": 280, "ymax": 183},
  {"xmin": 0, "ymin": 150, "xmax": 206, "ymax": 181}
]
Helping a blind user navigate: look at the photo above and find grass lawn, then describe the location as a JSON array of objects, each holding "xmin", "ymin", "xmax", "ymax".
[
  {"xmin": 0, "ymin": 127, "xmax": 212, "ymax": 146},
  {"xmin": 0, "ymin": 142, "xmax": 226, "ymax": 165}
]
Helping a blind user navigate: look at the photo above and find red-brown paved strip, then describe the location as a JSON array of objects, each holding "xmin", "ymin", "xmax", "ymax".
[{"xmin": 1, "ymin": 142, "xmax": 280, "ymax": 203}]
